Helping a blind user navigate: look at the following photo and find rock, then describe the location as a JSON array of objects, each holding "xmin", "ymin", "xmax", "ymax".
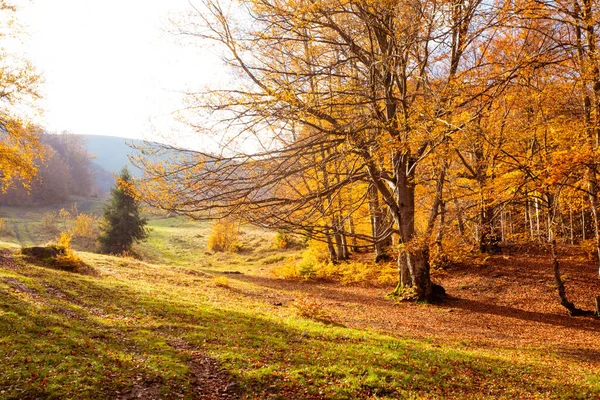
[{"xmin": 21, "ymin": 245, "xmax": 66, "ymax": 259}]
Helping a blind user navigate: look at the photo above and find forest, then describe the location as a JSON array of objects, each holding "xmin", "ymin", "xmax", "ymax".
[{"xmin": 1, "ymin": 0, "xmax": 600, "ymax": 399}]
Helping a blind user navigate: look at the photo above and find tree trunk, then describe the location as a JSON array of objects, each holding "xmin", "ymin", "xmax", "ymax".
[
  {"xmin": 479, "ymin": 204, "xmax": 499, "ymax": 254},
  {"xmin": 588, "ymin": 176, "xmax": 600, "ymax": 274},
  {"xmin": 551, "ymin": 239, "xmax": 592, "ymax": 316},
  {"xmin": 392, "ymin": 156, "xmax": 436, "ymax": 301},
  {"xmin": 435, "ymin": 201, "xmax": 446, "ymax": 255},
  {"xmin": 348, "ymin": 216, "xmax": 359, "ymax": 253},
  {"xmin": 369, "ymin": 184, "xmax": 389, "ymax": 262},
  {"xmin": 325, "ymin": 227, "xmax": 337, "ymax": 263}
]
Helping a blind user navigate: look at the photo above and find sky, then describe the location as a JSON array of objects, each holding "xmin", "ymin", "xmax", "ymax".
[{"xmin": 15, "ymin": 0, "xmax": 224, "ymax": 144}]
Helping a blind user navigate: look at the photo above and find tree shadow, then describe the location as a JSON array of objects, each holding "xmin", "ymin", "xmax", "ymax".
[
  {"xmin": 445, "ymin": 296, "xmax": 600, "ymax": 332},
  {"xmin": 225, "ymin": 273, "xmax": 390, "ymax": 306},
  {"xmin": 4, "ymin": 252, "xmax": 600, "ymax": 399}
]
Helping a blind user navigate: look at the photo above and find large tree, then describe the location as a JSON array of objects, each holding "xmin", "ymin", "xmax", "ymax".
[{"xmin": 134, "ymin": 0, "xmax": 537, "ymax": 301}]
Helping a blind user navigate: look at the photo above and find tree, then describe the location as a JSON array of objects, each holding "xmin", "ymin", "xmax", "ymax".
[
  {"xmin": 98, "ymin": 168, "xmax": 148, "ymax": 254},
  {"xmin": 0, "ymin": 1, "xmax": 44, "ymax": 192},
  {"xmin": 133, "ymin": 0, "xmax": 534, "ymax": 301}
]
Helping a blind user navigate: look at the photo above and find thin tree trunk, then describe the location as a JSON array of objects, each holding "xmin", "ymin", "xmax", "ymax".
[
  {"xmin": 528, "ymin": 199, "xmax": 535, "ymax": 240},
  {"xmin": 453, "ymin": 196, "xmax": 466, "ymax": 237},
  {"xmin": 369, "ymin": 184, "xmax": 389, "ymax": 262},
  {"xmin": 435, "ymin": 201, "xmax": 446, "ymax": 255},
  {"xmin": 535, "ymin": 196, "xmax": 540, "ymax": 239},
  {"xmin": 551, "ymin": 239, "xmax": 593, "ymax": 316},
  {"xmin": 570, "ymin": 206, "xmax": 574, "ymax": 245},
  {"xmin": 582, "ymin": 205, "xmax": 586, "ymax": 241},
  {"xmin": 348, "ymin": 216, "xmax": 359, "ymax": 253},
  {"xmin": 325, "ymin": 227, "xmax": 337, "ymax": 263}
]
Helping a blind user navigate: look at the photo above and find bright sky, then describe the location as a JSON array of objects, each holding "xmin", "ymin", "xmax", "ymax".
[{"xmin": 16, "ymin": 0, "xmax": 224, "ymax": 144}]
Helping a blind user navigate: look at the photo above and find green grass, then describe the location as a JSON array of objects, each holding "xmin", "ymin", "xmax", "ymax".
[
  {"xmin": 0, "ymin": 245, "xmax": 598, "ymax": 399},
  {"xmin": 0, "ymin": 205, "xmax": 599, "ymax": 398},
  {"xmin": 0, "ymin": 198, "xmax": 105, "ymax": 247}
]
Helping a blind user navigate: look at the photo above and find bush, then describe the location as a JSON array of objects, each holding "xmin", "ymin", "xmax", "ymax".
[
  {"xmin": 207, "ymin": 219, "xmax": 241, "ymax": 252},
  {"xmin": 581, "ymin": 239, "xmax": 598, "ymax": 261},
  {"xmin": 41, "ymin": 212, "xmax": 58, "ymax": 232},
  {"xmin": 58, "ymin": 208, "xmax": 72, "ymax": 222},
  {"xmin": 72, "ymin": 214, "xmax": 97, "ymax": 238},
  {"xmin": 272, "ymin": 258, "xmax": 301, "ymax": 279},
  {"xmin": 292, "ymin": 296, "xmax": 330, "ymax": 320},
  {"xmin": 21, "ymin": 232, "xmax": 82, "ymax": 272},
  {"xmin": 212, "ymin": 276, "xmax": 231, "ymax": 287},
  {"xmin": 274, "ymin": 232, "xmax": 291, "ymax": 248},
  {"xmin": 272, "ymin": 241, "xmax": 397, "ymax": 286},
  {"xmin": 54, "ymin": 231, "xmax": 83, "ymax": 271}
]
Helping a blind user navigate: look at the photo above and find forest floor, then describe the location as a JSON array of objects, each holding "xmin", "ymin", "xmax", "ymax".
[{"xmin": 0, "ymin": 210, "xmax": 599, "ymax": 399}]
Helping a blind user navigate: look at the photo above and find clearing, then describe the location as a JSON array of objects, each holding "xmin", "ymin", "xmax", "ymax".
[{"xmin": 0, "ymin": 212, "xmax": 599, "ymax": 399}]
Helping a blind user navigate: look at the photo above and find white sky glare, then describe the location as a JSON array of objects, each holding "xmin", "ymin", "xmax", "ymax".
[{"xmin": 17, "ymin": 0, "xmax": 221, "ymax": 142}]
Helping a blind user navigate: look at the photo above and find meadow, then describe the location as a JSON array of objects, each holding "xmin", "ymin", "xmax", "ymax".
[{"xmin": 0, "ymin": 200, "xmax": 599, "ymax": 399}]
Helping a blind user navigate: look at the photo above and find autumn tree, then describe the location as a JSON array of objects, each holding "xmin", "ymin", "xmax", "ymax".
[
  {"xmin": 0, "ymin": 133, "xmax": 96, "ymax": 205},
  {"xmin": 132, "ymin": 0, "xmax": 542, "ymax": 302},
  {"xmin": 0, "ymin": 1, "xmax": 44, "ymax": 191}
]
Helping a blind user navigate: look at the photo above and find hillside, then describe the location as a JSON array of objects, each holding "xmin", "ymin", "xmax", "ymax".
[
  {"xmin": 0, "ymin": 213, "xmax": 599, "ymax": 399},
  {"xmin": 80, "ymin": 134, "xmax": 143, "ymax": 173}
]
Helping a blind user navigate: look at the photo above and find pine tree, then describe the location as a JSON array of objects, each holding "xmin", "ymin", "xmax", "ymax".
[{"xmin": 98, "ymin": 167, "xmax": 148, "ymax": 254}]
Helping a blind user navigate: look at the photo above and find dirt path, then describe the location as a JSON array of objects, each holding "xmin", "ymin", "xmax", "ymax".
[
  {"xmin": 12, "ymin": 221, "xmax": 23, "ymax": 246},
  {"xmin": 168, "ymin": 339, "xmax": 240, "ymax": 400}
]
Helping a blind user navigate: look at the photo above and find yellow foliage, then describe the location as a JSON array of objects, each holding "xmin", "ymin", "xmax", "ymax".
[
  {"xmin": 212, "ymin": 276, "xmax": 230, "ymax": 287},
  {"xmin": 56, "ymin": 231, "xmax": 73, "ymax": 252},
  {"xmin": 41, "ymin": 212, "xmax": 57, "ymax": 232},
  {"xmin": 54, "ymin": 231, "xmax": 82, "ymax": 270},
  {"xmin": 0, "ymin": 218, "xmax": 5, "ymax": 233},
  {"xmin": 58, "ymin": 208, "xmax": 72, "ymax": 222},
  {"xmin": 274, "ymin": 232, "xmax": 290, "ymax": 248},
  {"xmin": 0, "ymin": 5, "xmax": 44, "ymax": 192},
  {"xmin": 292, "ymin": 296, "xmax": 329, "ymax": 320},
  {"xmin": 271, "ymin": 258, "xmax": 301, "ymax": 279},
  {"xmin": 273, "ymin": 241, "xmax": 396, "ymax": 285},
  {"xmin": 207, "ymin": 219, "xmax": 240, "ymax": 252},
  {"xmin": 72, "ymin": 214, "xmax": 97, "ymax": 238}
]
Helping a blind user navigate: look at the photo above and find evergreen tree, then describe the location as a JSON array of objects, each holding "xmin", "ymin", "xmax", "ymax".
[{"xmin": 98, "ymin": 167, "xmax": 148, "ymax": 254}]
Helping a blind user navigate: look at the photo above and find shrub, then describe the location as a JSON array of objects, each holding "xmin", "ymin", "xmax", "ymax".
[
  {"xmin": 72, "ymin": 214, "xmax": 97, "ymax": 238},
  {"xmin": 207, "ymin": 218, "xmax": 241, "ymax": 252},
  {"xmin": 271, "ymin": 258, "xmax": 301, "ymax": 279},
  {"xmin": 292, "ymin": 296, "xmax": 330, "ymax": 320},
  {"xmin": 581, "ymin": 239, "xmax": 598, "ymax": 261},
  {"xmin": 273, "ymin": 240, "xmax": 396, "ymax": 285},
  {"xmin": 54, "ymin": 231, "xmax": 82, "ymax": 271},
  {"xmin": 58, "ymin": 208, "xmax": 72, "ymax": 222},
  {"xmin": 0, "ymin": 218, "xmax": 5, "ymax": 233},
  {"xmin": 212, "ymin": 276, "xmax": 230, "ymax": 287},
  {"xmin": 274, "ymin": 232, "xmax": 290, "ymax": 248},
  {"xmin": 41, "ymin": 212, "xmax": 58, "ymax": 232}
]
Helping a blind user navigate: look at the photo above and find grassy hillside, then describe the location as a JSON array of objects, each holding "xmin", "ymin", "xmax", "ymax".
[{"xmin": 0, "ymin": 208, "xmax": 600, "ymax": 399}]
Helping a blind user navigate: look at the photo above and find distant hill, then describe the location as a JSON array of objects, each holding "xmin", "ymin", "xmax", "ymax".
[
  {"xmin": 73, "ymin": 135, "xmax": 153, "ymax": 193},
  {"xmin": 79, "ymin": 135, "xmax": 143, "ymax": 175},
  {"xmin": 75, "ymin": 134, "xmax": 192, "ymax": 193}
]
